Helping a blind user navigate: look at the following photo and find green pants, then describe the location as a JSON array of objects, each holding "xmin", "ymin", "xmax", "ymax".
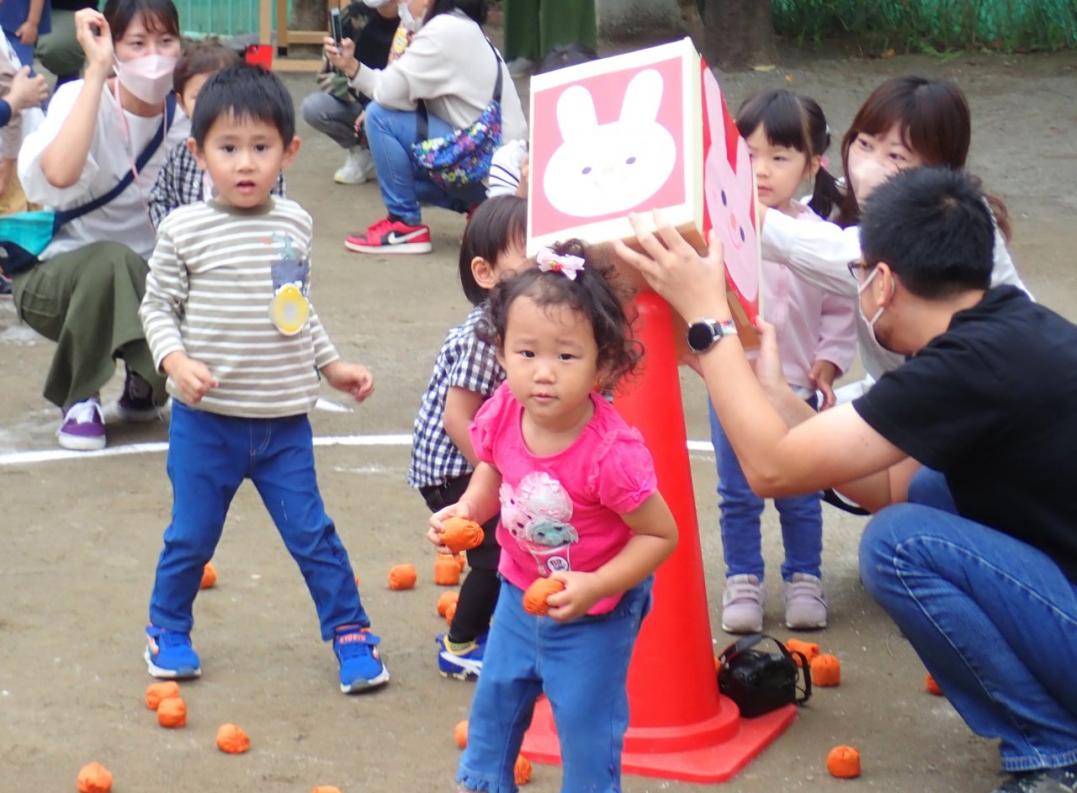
[
  {"xmin": 36, "ymin": 10, "xmax": 86, "ymax": 79},
  {"xmin": 13, "ymin": 241, "xmax": 167, "ymax": 410},
  {"xmin": 503, "ymin": 0, "xmax": 597, "ymax": 63}
]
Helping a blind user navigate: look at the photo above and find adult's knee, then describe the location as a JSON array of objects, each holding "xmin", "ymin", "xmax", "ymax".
[
  {"xmin": 69, "ymin": 242, "xmax": 146, "ymax": 289},
  {"xmin": 859, "ymin": 503, "xmax": 951, "ymax": 602},
  {"xmin": 300, "ymin": 91, "xmax": 334, "ymax": 126}
]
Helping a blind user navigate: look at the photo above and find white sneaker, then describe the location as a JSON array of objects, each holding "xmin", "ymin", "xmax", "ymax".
[
  {"xmin": 783, "ymin": 573, "xmax": 828, "ymax": 630},
  {"xmin": 334, "ymin": 147, "xmax": 376, "ymax": 185},
  {"xmin": 721, "ymin": 574, "xmax": 766, "ymax": 634},
  {"xmin": 507, "ymin": 57, "xmax": 535, "ymax": 77}
]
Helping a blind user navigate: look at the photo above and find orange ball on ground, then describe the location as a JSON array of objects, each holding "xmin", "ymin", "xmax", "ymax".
[
  {"xmin": 311, "ymin": 787, "xmax": 342, "ymax": 793},
  {"xmin": 445, "ymin": 601, "xmax": 458, "ymax": 627},
  {"xmin": 77, "ymin": 761, "xmax": 113, "ymax": 793},
  {"xmin": 200, "ymin": 562, "xmax": 217, "ymax": 589},
  {"xmin": 514, "ymin": 754, "xmax": 533, "ymax": 785},
  {"xmin": 811, "ymin": 654, "xmax": 842, "ymax": 687},
  {"xmin": 388, "ymin": 563, "xmax": 417, "ymax": 590},
  {"xmin": 786, "ymin": 638, "xmax": 820, "ymax": 666},
  {"xmin": 454, "ymin": 719, "xmax": 468, "ymax": 749},
  {"xmin": 440, "ymin": 516, "xmax": 485, "ymax": 554},
  {"xmin": 926, "ymin": 672, "xmax": 943, "ymax": 696},
  {"xmin": 437, "ymin": 591, "xmax": 460, "ymax": 617},
  {"xmin": 434, "ymin": 555, "xmax": 461, "ymax": 586},
  {"xmin": 827, "ymin": 745, "xmax": 861, "ymax": 778},
  {"xmin": 157, "ymin": 697, "xmax": 187, "ymax": 728},
  {"xmin": 523, "ymin": 578, "xmax": 565, "ymax": 616},
  {"xmin": 145, "ymin": 681, "xmax": 180, "ymax": 710},
  {"xmin": 216, "ymin": 723, "xmax": 250, "ymax": 753}
]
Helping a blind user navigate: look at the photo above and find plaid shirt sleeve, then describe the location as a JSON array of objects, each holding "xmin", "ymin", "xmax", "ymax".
[
  {"xmin": 149, "ymin": 144, "xmax": 203, "ymax": 229},
  {"xmin": 446, "ymin": 325, "xmax": 502, "ymax": 397}
]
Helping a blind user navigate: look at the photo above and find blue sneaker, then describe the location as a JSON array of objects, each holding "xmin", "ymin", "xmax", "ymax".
[
  {"xmin": 145, "ymin": 625, "xmax": 201, "ymax": 679},
  {"xmin": 437, "ymin": 632, "xmax": 487, "ymax": 680},
  {"xmin": 333, "ymin": 625, "xmax": 389, "ymax": 694}
]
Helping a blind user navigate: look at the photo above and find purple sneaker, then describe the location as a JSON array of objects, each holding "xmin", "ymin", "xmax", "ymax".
[
  {"xmin": 116, "ymin": 367, "xmax": 161, "ymax": 422},
  {"xmin": 57, "ymin": 398, "xmax": 106, "ymax": 451}
]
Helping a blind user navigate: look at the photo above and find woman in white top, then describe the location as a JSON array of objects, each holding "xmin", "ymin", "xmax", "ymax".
[
  {"xmin": 759, "ymin": 75, "xmax": 1029, "ymax": 382},
  {"xmin": 15, "ymin": 0, "xmax": 189, "ymax": 451},
  {"xmin": 324, "ymin": 0, "xmax": 527, "ymax": 256}
]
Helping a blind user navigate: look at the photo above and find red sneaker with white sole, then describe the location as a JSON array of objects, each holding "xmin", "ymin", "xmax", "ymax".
[{"xmin": 345, "ymin": 217, "xmax": 432, "ymax": 255}]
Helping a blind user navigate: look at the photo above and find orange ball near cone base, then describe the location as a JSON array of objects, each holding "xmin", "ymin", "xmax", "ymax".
[
  {"xmin": 388, "ymin": 563, "xmax": 417, "ymax": 590},
  {"xmin": 439, "ymin": 517, "xmax": 484, "ymax": 554},
  {"xmin": 145, "ymin": 681, "xmax": 180, "ymax": 710},
  {"xmin": 157, "ymin": 697, "xmax": 187, "ymax": 728},
  {"xmin": 311, "ymin": 787, "xmax": 342, "ymax": 793},
  {"xmin": 437, "ymin": 590, "xmax": 460, "ymax": 617},
  {"xmin": 77, "ymin": 761, "xmax": 113, "ymax": 793},
  {"xmin": 200, "ymin": 562, "xmax": 217, "ymax": 589},
  {"xmin": 926, "ymin": 672, "xmax": 943, "ymax": 696},
  {"xmin": 216, "ymin": 723, "xmax": 250, "ymax": 753},
  {"xmin": 514, "ymin": 754, "xmax": 533, "ymax": 785},
  {"xmin": 827, "ymin": 746, "xmax": 861, "ymax": 778},
  {"xmin": 434, "ymin": 555, "xmax": 461, "ymax": 586},
  {"xmin": 810, "ymin": 655, "xmax": 841, "ymax": 687},
  {"xmin": 786, "ymin": 638, "xmax": 820, "ymax": 666},
  {"xmin": 454, "ymin": 720, "xmax": 468, "ymax": 749},
  {"xmin": 523, "ymin": 578, "xmax": 565, "ymax": 616},
  {"xmin": 445, "ymin": 601, "xmax": 457, "ymax": 627}
]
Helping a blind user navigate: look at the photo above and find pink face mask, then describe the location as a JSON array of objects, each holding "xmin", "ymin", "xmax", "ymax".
[
  {"xmin": 115, "ymin": 53, "xmax": 177, "ymax": 104},
  {"xmin": 846, "ymin": 150, "xmax": 894, "ymax": 204}
]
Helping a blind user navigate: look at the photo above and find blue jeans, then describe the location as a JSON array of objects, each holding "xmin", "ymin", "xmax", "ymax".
[
  {"xmin": 458, "ymin": 578, "xmax": 653, "ymax": 793},
  {"xmin": 149, "ymin": 403, "xmax": 370, "ymax": 641},
  {"xmin": 364, "ymin": 101, "xmax": 488, "ymax": 225},
  {"xmin": 860, "ymin": 468, "xmax": 1077, "ymax": 772},
  {"xmin": 708, "ymin": 401, "xmax": 822, "ymax": 581}
]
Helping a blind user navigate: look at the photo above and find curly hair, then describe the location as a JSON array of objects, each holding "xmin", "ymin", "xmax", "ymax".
[{"xmin": 478, "ymin": 240, "xmax": 643, "ymax": 391}]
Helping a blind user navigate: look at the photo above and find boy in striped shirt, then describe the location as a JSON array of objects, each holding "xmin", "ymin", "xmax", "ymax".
[{"xmin": 139, "ymin": 64, "xmax": 389, "ymax": 694}]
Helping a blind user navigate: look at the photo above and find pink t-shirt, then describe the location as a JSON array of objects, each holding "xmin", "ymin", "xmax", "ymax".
[{"xmin": 470, "ymin": 382, "xmax": 658, "ymax": 615}]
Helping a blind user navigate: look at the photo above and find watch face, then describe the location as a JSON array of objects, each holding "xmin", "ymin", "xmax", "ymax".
[{"xmin": 687, "ymin": 322, "xmax": 716, "ymax": 353}]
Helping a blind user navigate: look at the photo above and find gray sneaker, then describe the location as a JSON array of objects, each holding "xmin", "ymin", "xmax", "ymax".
[
  {"xmin": 783, "ymin": 573, "xmax": 828, "ymax": 630},
  {"xmin": 990, "ymin": 767, "xmax": 1077, "ymax": 792},
  {"xmin": 721, "ymin": 574, "xmax": 765, "ymax": 633}
]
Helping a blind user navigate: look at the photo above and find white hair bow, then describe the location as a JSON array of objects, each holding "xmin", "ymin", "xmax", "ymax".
[{"xmin": 536, "ymin": 248, "xmax": 586, "ymax": 280}]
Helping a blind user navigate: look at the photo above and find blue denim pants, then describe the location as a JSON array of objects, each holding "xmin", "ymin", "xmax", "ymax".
[
  {"xmin": 149, "ymin": 402, "xmax": 370, "ymax": 641},
  {"xmin": 364, "ymin": 101, "xmax": 489, "ymax": 226},
  {"xmin": 860, "ymin": 468, "xmax": 1077, "ymax": 772},
  {"xmin": 708, "ymin": 401, "xmax": 822, "ymax": 581},
  {"xmin": 458, "ymin": 577, "xmax": 653, "ymax": 793}
]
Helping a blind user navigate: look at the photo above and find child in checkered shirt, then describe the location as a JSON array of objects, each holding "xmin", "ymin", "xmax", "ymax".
[
  {"xmin": 148, "ymin": 40, "xmax": 285, "ymax": 229},
  {"xmin": 408, "ymin": 195, "xmax": 528, "ymax": 680}
]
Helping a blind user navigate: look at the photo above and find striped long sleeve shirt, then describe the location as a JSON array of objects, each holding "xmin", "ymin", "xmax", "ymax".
[{"xmin": 140, "ymin": 197, "xmax": 339, "ymax": 419}]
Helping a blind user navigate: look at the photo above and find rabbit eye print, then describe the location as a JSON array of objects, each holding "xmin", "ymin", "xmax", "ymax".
[{"xmin": 543, "ymin": 69, "xmax": 678, "ymax": 219}]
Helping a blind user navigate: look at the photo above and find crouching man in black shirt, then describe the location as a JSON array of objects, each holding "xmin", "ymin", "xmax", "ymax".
[{"xmin": 616, "ymin": 167, "xmax": 1077, "ymax": 793}]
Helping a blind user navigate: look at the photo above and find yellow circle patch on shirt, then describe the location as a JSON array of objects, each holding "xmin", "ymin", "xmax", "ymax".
[{"xmin": 269, "ymin": 284, "xmax": 310, "ymax": 336}]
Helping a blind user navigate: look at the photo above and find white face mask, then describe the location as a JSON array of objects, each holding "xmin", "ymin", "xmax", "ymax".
[
  {"xmin": 857, "ymin": 266, "xmax": 895, "ymax": 354},
  {"xmin": 397, "ymin": 2, "xmax": 425, "ymax": 32},
  {"xmin": 847, "ymin": 152, "xmax": 892, "ymax": 204},
  {"xmin": 115, "ymin": 53, "xmax": 177, "ymax": 104}
]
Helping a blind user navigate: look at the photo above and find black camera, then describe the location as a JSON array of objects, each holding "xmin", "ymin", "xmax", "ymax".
[{"xmin": 717, "ymin": 634, "xmax": 811, "ymax": 719}]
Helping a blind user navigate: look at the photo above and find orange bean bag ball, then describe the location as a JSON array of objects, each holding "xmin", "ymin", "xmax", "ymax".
[
  {"xmin": 445, "ymin": 601, "xmax": 458, "ymax": 627},
  {"xmin": 434, "ymin": 555, "xmax": 461, "ymax": 586},
  {"xmin": 77, "ymin": 761, "xmax": 113, "ymax": 793},
  {"xmin": 200, "ymin": 562, "xmax": 217, "ymax": 589},
  {"xmin": 145, "ymin": 681, "xmax": 180, "ymax": 710},
  {"xmin": 926, "ymin": 672, "xmax": 943, "ymax": 696},
  {"xmin": 786, "ymin": 638, "xmax": 820, "ymax": 666},
  {"xmin": 311, "ymin": 787, "xmax": 342, "ymax": 793},
  {"xmin": 157, "ymin": 697, "xmax": 187, "ymax": 728},
  {"xmin": 454, "ymin": 719, "xmax": 468, "ymax": 749},
  {"xmin": 523, "ymin": 578, "xmax": 565, "ymax": 616},
  {"xmin": 440, "ymin": 517, "xmax": 485, "ymax": 554},
  {"xmin": 827, "ymin": 745, "xmax": 861, "ymax": 779},
  {"xmin": 455, "ymin": 553, "xmax": 467, "ymax": 571},
  {"xmin": 437, "ymin": 591, "xmax": 460, "ymax": 617},
  {"xmin": 216, "ymin": 723, "xmax": 250, "ymax": 754},
  {"xmin": 514, "ymin": 754, "xmax": 533, "ymax": 785},
  {"xmin": 388, "ymin": 563, "xmax": 417, "ymax": 590},
  {"xmin": 811, "ymin": 654, "xmax": 842, "ymax": 687}
]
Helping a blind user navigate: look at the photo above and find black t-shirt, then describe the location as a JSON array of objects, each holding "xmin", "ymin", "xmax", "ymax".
[
  {"xmin": 346, "ymin": 3, "xmax": 397, "ymax": 71},
  {"xmin": 853, "ymin": 286, "xmax": 1077, "ymax": 581},
  {"xmin": 51, "ymin": 0, "xmax": 97, "ymax": 12}
]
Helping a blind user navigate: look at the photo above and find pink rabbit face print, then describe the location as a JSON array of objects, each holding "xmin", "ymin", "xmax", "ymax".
[
  {"xmin": 702, "ymin": 67, "xmax": 759, "ymax": 305},
  {"xmin": 543, "ymin": 68, "xmax": 678, "ymax": 219}
]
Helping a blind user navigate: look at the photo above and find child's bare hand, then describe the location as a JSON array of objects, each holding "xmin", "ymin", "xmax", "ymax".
[
  {"xmin": 322, "ymin": 360, "xmax": 374, "ymax": 402},
  {"xmin": 428, "ymin": 502, "xmax": 473, "ymax": 554},
  {"xmin": 515, "ymin": 154, "xmax": 530, "ymax": 198},
  {"xmin": 810, "ymin": 359, "xmax": 839, "ymax": 410},
  {"xmin": 162, "ymin": 352, "xmax": 217, "ymax": 405},
  {"xmin": 545, "ymin": 571, "xmax": 605, "ymax": 622},
  {"xmin": 7, "ymin": 66, "xmax": 49, "ymax": 112}
]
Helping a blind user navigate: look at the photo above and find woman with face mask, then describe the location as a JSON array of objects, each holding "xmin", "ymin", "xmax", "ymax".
[
  {"xmin": 323, "ymin": 0, "xmax": 527, "ymax": 256},
  {"xmin": 756, "ymin": 75, "xmax": 1029, "ymax": 382},
  {"xmin": 14, "ymin": 0, "xmax": 189, "ymax": 451}
]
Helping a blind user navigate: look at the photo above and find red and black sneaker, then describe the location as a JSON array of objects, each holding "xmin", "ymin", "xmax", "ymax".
[{"xmin": 344, "ymin": 217, "xmax": 433, "ymax": 255}]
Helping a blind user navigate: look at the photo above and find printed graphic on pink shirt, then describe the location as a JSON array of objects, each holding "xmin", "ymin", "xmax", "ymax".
[{"xmin": 499, "ymin": 472, "xmax": 580, "ymax": 575}]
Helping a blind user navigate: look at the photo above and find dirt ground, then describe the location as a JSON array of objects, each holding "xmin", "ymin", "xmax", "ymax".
[{"xmin": 2, "ymin": 38, "xmax": 1076, "ymax": 793}]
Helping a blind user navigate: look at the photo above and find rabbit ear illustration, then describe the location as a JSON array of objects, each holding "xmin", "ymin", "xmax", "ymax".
[
  {"xmin": 557, "ymin": 85, "xmax": 598, "ymax": 142},
  {"xmin": 620, "ymin": 69, "xmax": 663, "ymax": 125}
]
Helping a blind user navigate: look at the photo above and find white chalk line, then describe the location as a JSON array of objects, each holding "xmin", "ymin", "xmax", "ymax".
[{"xmin": 0, "ymin": 435, "xmax": 716, "ymax": 467}]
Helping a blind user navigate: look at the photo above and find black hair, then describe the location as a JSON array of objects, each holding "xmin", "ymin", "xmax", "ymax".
[
  {"xmin": 859, "ymin": 167, "xmax": 995, "ymax": 300},
  {"xmin": 173, "ymin": 38, "xmax": 241, "ymax": 97},
  {"xmin": 426, "ymin": 0, "xmax": 487, "ymax": 25},
  {"xmin": 479, "ymin": 240, "xmax": 642, "ymax": 391},
  {"xmin": 536, "ymin": 43, "xmax": 599, "ymax": 75},
  {"xmin": 735, "ymin": 89, "xmax": 843, "ymax": 222},
  {"xmin": 191, "ymin": 63, "xmax": 296, "ymax": 147},
  {"xmin": 103, "ymin": 0, "xmax": 180, "ymax": 43},
  {"xmin": 458, "ymin": 196, "xmax": 528, "ymax": 307}
]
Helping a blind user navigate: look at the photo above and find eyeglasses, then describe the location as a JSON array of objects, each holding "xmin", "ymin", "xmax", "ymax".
[{"xmin": 847, "ymin": 260, "xmax": 874, "ymax": 281}]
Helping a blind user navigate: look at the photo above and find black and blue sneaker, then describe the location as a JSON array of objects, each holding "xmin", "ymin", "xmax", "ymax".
[
  {"xmin": 145, "ymin": 625, "xmax": 201, "ymax": 679},
  {"xmin": 437, "ymin": 632, "xmax": 488, "ymax": 680},
  {"xmin": 333, "ymin": 625, "xmax": 389, "ymax": 694}
]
